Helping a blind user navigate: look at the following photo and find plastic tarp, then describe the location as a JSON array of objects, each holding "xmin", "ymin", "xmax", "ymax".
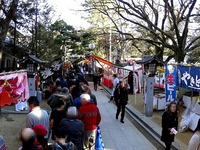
[
  {"xmin": 91, "ymin": 55, "xmax": 114, "ymax": 67},
  {"xmin": 123, "ymin": 65, "xmax": 142, "ymax": 71},
  {"xmin": 0, "ymin": 71, "xmax": 29, "ymax": 107}
]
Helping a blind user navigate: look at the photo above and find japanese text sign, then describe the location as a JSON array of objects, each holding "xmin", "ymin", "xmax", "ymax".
[
  {"xmin": 165, "ymin": 65, "xmax": 177, "ymax": 102},
  {"xmin": 178, "ymin": 66, "xmax": 200, "ymax": 92}
]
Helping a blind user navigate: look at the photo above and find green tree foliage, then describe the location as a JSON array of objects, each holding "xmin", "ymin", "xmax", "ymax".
[
  {"xmin": 0, "ymin": 0, "xmax": 54, "ymax": 66},
  {"xmin": 35, "ymin": 20, "xmax": 97, "ymax": 61}
]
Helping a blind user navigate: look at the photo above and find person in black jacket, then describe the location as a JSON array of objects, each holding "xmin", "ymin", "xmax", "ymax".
[
  {"xmin": 128, "ymin": 71, "xmax": 133, "ymax": 94},
  {"xmin": 60, "ymin": 106, "xmax": 84, "ymax": 150},
  {"xmin": 93, "ymin": 73, "xmax": 98, "ymax": 91},
  {"xmin": 161, "ymin": 102, "xmax": 178, "ymax": 150},
  {"xmin": 114, "ymin": 81, "xmax": 128, "ymax": 123}
]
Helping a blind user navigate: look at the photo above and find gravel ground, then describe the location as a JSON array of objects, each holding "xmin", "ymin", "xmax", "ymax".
[{"xmin": 0, "ymin": 100, "xmax": 51, "ymax": 150}]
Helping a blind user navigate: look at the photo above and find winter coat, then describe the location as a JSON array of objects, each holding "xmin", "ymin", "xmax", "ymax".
[
  {"xmin": 188, "ymin": 131, "xmax": 200, "ymax": 150},
  {"xmin": 161, "ymin": 111, "xmax": 178, "ymax": 143},
  {"xmin": 53, "ymin": 142, "xmax": 77, "ymax": 150},
  {"xmin": 78, "ymin": 102, "xmax": 101, "ymax": 131},
  {"xmin": 114, "ymin": 86, "xmax": 128, "ymax": 106}
]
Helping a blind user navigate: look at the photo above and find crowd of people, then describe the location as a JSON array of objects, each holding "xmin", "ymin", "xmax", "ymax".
[
  {"xmin": 18, "ymin": 67, "xmax": 101, "ymax": 150},
  {"xmin": 2, "ymin": 65, "xmax": 200, "ymax": 150}
]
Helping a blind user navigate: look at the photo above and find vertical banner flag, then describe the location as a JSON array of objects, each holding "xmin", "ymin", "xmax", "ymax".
[{"xmin": 165, "ymin": 65, "xmax": 177, "ymax": 102}]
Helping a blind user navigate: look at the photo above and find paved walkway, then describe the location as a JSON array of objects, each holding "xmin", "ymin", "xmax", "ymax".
[{"xmin": 93, "ymin": 90, "xmax": 156, "ymax": 150}]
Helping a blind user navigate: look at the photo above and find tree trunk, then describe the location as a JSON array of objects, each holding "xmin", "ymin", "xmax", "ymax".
[
  {"xmin": 0, "ymin": 0, "xmax": 19, "ymax": 70},
  {"xmin": 175, "ymin": 49, "xmax": 185, "ymax": 63},
  {"xmin": 155, "ymin": 46, "xmax": 164, "ymax": 61}
]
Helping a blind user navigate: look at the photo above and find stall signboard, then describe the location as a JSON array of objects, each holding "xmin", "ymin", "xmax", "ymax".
[
  {"xmin": 178, "ymin": 66, "xmax": 200, "ymax": 92},
  {"xmin": 165, "ymin": 65, "xmax": 177, "ymax": 102}
]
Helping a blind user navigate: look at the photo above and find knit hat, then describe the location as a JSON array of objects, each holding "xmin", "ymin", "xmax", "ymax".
[
  {"xmin": 32, "ymin": 124, "xmax": 47, "ymax": 136},
  {"xmin": 61, "ymin": 87, "xmax": 69, "ymax": 94}
]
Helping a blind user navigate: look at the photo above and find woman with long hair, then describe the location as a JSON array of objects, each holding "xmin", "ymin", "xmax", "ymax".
[{"xmin": 161, "ymin": 102, "xmax": 178, "ymax": 150}]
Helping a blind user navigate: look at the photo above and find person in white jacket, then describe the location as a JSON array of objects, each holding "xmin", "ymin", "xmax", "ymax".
[
  {"xmin": 109, "ymin": 74, "xmax": 119, "ymax": 102},
  {"xmin": 188, "ymin": 119, "xmax": 200, "ymax": 150}
]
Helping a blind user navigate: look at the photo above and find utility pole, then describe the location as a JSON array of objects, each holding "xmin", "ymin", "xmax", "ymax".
[
  {"xmin": 35, "ymin": 0, "xmax": 38, "ymax": 55},
  {"xmin": 109, "ymin": 20, "xmax": 112, "ymax": 62}
]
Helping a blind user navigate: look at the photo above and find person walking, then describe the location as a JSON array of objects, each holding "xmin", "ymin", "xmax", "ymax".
[
  {"xmin": 114, "ymin": 81, "xmax": 128, "ymax": 123},
  {"xmin": 161, "ymin": 102, "xmax": 178, "ymax": 150},
  {"xmin": 26, "ymin": 96, "xmax": 50, "ymax": 140},
  {"xmin": 109, "ymin": 74, "xmax": 119, "ymax": 102},
  {"xmin": 93, "ymin": 73, "xmax": 98, "ymax": 91},
  {"xmin": 60, "ymin": 106, "xmax": 84, "ymax": 150},
  {"xmin": 188, "ymin": 119, "xmax": 200, "ymax": 150},
  {"xmin": 128, "ymin": 71, "xmax": 134, "ymax": 94},
  {"xmin": 78, "ymin": 94, "xmax": 101, "ymax": 150}
]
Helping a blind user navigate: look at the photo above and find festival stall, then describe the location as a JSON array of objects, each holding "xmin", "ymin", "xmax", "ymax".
[
  {"xmin": 177, "ymin": 65, "xmax": 200, "ymax": 131},
  {"xmin": 0, "ymin": 70, "xmax": 29, "ymax": 111},
  {"xmin": 90, "ymin": 55, "xmax": 143, "ymax": 93},
  {"xmin": 19, "ymin": 55, "xmax": 45, "ymax": 99}
]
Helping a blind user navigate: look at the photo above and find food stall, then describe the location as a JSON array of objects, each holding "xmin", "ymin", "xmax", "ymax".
[{"xmin": 178, "ymin": 65, "xmax": 200, "ymax": 131}]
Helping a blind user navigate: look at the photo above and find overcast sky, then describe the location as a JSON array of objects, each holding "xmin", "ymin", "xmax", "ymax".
[{"xmin": 47, "ymin": 0, "xmax": 91, "ymax": 28}]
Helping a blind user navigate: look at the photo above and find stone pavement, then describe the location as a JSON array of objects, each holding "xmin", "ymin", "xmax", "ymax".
[
  {"xmin": 93, "ymin": 90, "xmax": 156, "ymax": 150},
  {"xmin": 102, "ymin": 84, "xmax": 188, "ymax": 150}
]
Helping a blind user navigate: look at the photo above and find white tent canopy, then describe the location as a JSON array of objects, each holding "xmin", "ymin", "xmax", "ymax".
[{"xmin": 123, "ymin": 64, "xmax": 142, "ymax": 71}]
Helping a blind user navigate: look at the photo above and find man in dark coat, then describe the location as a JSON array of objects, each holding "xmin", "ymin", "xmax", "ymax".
[
  {"xmin": 93, "ymin": 73, "xmax": 98, "ymax": 91},
  {"xmin": 114, "ymin": 81, "xmax": 128, "ymax": 123},
  {"xmin": 128, "ymin": 71, "xmax": 133, "ymax": 94}
]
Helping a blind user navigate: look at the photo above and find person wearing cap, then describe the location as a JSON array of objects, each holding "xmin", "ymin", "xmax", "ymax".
[
  {"xmin": 78, "ymin": 94, "xmax": 101, "ymax": 150},
  {"xmin": 26, "ymin": 96, "xmax": 50, "ymax": 140},
  {"xmin": 33, "ymin": 124, "xmax": 48, "ymax": 150},
  {"xmin": 18, "ymin": 128, "xmax": 37, "ymax": 150},
  {"xmin": 60, "ymin": 106, "xmax": 84, "ymax": 150},
  {"xmin": 61, "ymin": 87, "xmax": 73, "ymax": 109},
  {"xmin": 109, "ymin": 74, "xmax": 119, "ymax": 102}
]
